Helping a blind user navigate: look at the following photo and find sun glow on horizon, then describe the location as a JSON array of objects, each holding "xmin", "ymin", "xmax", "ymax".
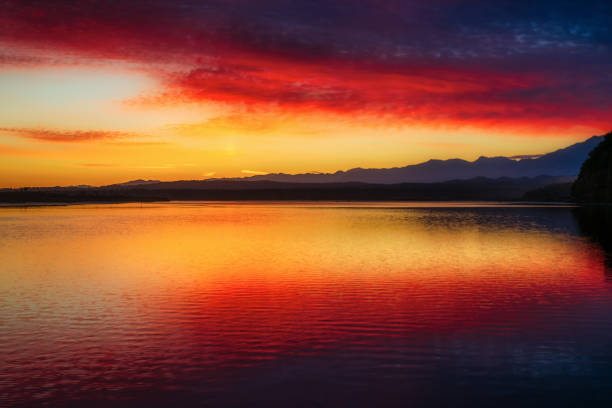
[{"xmin": 1, "ymin": 1, "xmax": 611, "ymax": 187}]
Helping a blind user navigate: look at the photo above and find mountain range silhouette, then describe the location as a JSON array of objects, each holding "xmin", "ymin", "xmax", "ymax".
[
  {"xmin": 1, "ymin": 134, "xmax": 607, "ymax": 203},
  {"xmin": 216, "ymin": 135, "xmax": 603, "ymax": 184}
]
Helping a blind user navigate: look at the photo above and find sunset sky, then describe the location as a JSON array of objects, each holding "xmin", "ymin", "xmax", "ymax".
[{"xmin": 1, "ymin": 0, "xmax": 611, "ymax": 187}]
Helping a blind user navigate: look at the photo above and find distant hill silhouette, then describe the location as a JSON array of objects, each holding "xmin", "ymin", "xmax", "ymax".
[
  {"xmin": 106, "ymin": 179, "xmax": 161, "ymax": 187},
  {"xmin": 572, "ymin": 132, "xmax": 612, "ymax": 203},
  {"xmin": 0, "ymin": 175, "xmax": 573, "ymax": 203},
  {"xmin": 0, "ymin": 133, "xmax": 605, "ymax": 204},
  {"xmin": 118, "ymin": 176, "xmax": 573, "ymax": 201},
  {"xmin": 214, "ymin": 135, "xmax": 603, "ymax": 184},
  {"xmin": 522, "ymin": 182, "xmax": 573, "ymax": 202}
]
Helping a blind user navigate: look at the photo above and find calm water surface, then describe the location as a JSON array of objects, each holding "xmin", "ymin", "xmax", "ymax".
[{"xmin": 1, "ymin": 202, "xmax": 612, "ymax": 407}]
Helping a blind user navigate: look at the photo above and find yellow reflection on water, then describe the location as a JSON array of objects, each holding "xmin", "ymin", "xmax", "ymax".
[
  {"xmin": 2, "ymin": 202, "xmax": 612, "ymax": 407},
  {"xmin": 0, "ymin": 202, "xmax": 604, "ymax": 296}
]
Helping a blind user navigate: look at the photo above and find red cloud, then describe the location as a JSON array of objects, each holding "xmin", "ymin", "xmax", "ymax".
[{"xmin": 1, "ymin": 1, "xmax": 611, "ymax": 134}]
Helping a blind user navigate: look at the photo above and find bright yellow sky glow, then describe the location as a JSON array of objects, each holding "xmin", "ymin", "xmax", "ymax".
[
  {"xmin": 1, "ymin": 1, "xmax": 611, "ymax": 187},
  {"xmin": 0, "ymin": 66, "xmax": 593, "ymax": 187}
]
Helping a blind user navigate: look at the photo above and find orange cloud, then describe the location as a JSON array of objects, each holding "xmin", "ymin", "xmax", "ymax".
[
  {"xmin": 241, "ymin": 170, "xmax": 267, "ymax": 175},
  {"xmin": 0, "ymin": 127, "xmax": 135, "ymax": 143}
]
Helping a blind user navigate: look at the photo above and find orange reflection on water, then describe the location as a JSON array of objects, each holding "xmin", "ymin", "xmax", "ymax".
[{"xmin": 1, "ymin": 202, "xmax": 611, "ymax": 406}]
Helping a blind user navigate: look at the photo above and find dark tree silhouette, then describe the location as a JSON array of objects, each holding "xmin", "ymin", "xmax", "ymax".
[{"xmin": 573, "ymin": 131, "xmax": 612, "ymax": 203}]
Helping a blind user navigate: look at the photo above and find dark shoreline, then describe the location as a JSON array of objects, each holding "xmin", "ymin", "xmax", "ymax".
[
  {"xmin": 0, "ymin": 176, "xmax": 576, "ymax": 205},
  {"xmin": 0, "ymin": 199, "xmax": 582, "ymax": 208}
]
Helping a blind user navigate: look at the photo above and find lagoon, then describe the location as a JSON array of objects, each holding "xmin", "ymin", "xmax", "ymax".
[{"xmin": 2, "ymin": 202, "xmax": 612, "ymax": 407}]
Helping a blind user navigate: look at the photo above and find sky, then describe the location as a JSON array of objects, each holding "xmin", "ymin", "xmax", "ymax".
[{"xmin": 1, "ymin": 0, "xmax": 611, "ymax": 187}]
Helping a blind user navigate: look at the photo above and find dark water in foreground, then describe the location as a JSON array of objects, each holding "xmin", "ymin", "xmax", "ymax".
[{"xmin": 1, "ymin": 202, "xmax": 612, "ymax": 407}]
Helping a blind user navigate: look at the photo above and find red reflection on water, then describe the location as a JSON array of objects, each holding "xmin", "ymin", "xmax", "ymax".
[{"xmin": 1, "ymin": 203, "xmax": 611, "ymax": 406}]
